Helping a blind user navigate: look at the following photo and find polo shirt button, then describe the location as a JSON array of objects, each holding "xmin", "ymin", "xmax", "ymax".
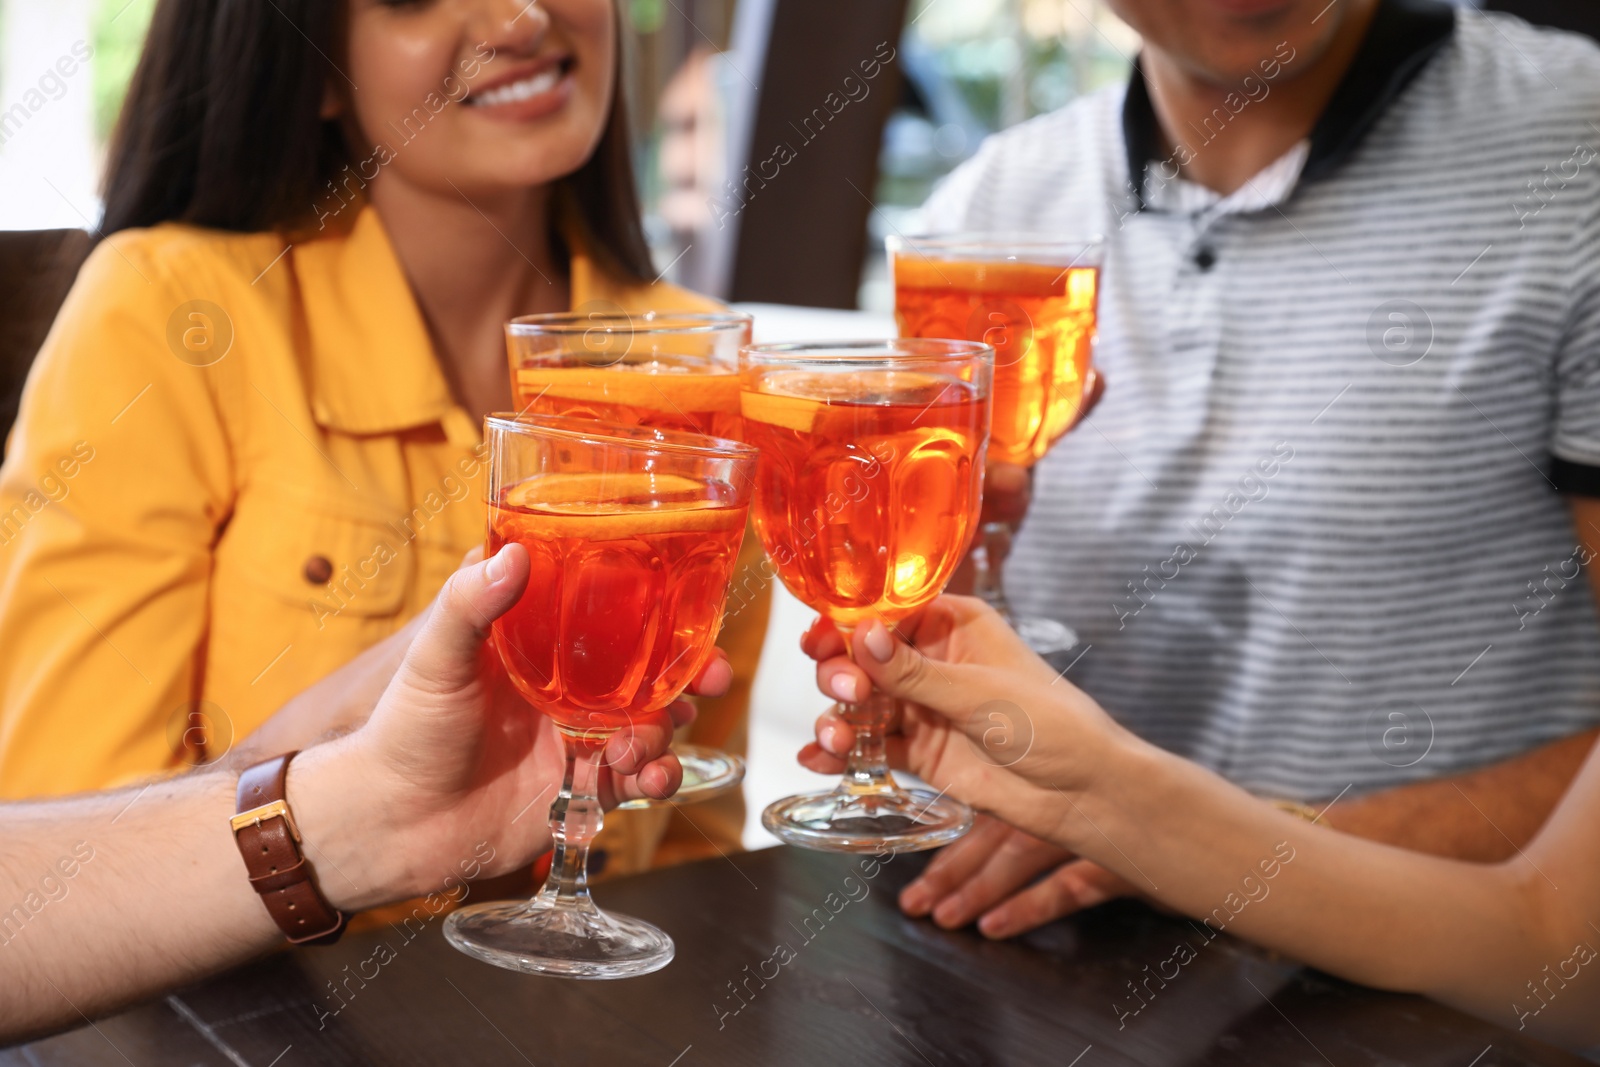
[
  {"xmin": 1194, "ymin": 246, "xmax": 1217, "ymax": 271},
  {"xmin": 589, "ymin": 849, "xmax": 609, "ymax": 877},
  {"xmin": 303, "ymin": 555, "xmax": 334, "ymax": 584}
]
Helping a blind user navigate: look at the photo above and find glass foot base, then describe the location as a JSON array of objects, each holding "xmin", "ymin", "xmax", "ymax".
[
  {"xmin": 762, "ymin": 788, "xmax": 973, "ymax": 853},
  {"xmin": 615, "ymin": 744, "xmax": 745, "ymax": 810},
  {"xmin": 444, "ymin": 897, "xmax": 673, "ymax": 980},
  {"xmin": 1014, "ymin": 616, "xmax": 1079, "ymax": 657}
]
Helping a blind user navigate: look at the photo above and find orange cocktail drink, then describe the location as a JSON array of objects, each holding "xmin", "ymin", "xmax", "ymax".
[
  {"xmin": 740, "ymin": 340, "xmax": 993, "ymax": 854},
  {"xmin": 489, "ymin": 472, "xmax": 747, "ymax": 737},
  {"xmin": 445, "ymin": 414, "xmax": 756, "ymax": 980},
  {"xmin": 888, "ymin": 235, "xmax": 1104, "ymax": 656},
  {"xmin": 507, "ymin": 312, "xmax": 749, "ymax": 441},
  {"xmin": 504, "ymin": 311, "xmax": 753, "ymax": 802},
  {"xmin": 893, "ymin": 255, "xmax": 1098, "ymax": 468},
  {"xmin": 739, "ymin": 370, "xmax": 986, "ymax": 628}
]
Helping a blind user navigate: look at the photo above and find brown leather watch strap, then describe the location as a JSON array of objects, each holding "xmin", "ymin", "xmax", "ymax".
[{"xmin": 232, "ymin": 752, "xmax": 345, "ymax": 945}]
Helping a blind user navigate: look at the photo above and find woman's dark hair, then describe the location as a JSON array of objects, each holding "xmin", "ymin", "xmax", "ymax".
[{"xmin": 99, "ymin": 0, "xmax": 654, "ymax": 281}]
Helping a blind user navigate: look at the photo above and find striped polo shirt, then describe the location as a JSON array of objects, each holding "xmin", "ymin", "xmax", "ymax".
[{"xmin": 920, "ymin": 0, "xmax": 1600, "ymax": 799}]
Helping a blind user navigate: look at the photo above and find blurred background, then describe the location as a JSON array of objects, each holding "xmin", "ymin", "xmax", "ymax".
[
  {"xmin": 0, "ymin": 0, "xmax": 1137, "ymax": 311},
  {"xmin": 5, "ymin": 0, "xmax": 1594, "ymax": 309},
  {"xmin": 4, "ymin": 0, "xmax": 1575, "ymax": 311}
]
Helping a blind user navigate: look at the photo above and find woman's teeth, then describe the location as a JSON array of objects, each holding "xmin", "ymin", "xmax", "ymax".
[{"xmin": 469, "ymin": 68, "xmax": 561, "ymax": 107}]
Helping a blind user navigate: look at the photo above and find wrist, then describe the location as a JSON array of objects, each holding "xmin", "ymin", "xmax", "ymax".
[
  {"xmin": 1043, "ymin": 723, "xmax": 1166, "ymax": 852},
  {"xmin": 286, "ymin": 741, "xmax": 411, "ymax": 913},
  {"xmin": 1013, "ymin": 685, "xmax": 1132, "ymax": 797}
]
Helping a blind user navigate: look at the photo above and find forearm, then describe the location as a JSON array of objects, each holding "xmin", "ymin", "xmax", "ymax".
[
  {"xmin": 231, "ymin": 615, "xmax": 423, "ymax": 766},
  {"xmin": 0, "ymin": 771, "xmax": 277, "ymax": 1041},
  {"xmin": 1045, "ymin": 736, "xmax": 1590, "ymax": 1041},
  {"xmin": 0, "ymin": 742, "xmax": 400, "ymax": 1043},
  {"xmin": 1318, "ymin": 727, "xmax": 1599, "ymax": 861}
]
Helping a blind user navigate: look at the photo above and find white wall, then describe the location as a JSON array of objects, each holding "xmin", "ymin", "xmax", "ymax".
[{"xmin": 0, "ymin": 0, "xmax": 99, "ymax": 230}]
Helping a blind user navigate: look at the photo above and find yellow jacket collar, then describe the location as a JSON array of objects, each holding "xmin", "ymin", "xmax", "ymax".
[
  {"xmin": 293, "ymin": 207, "xmax": 453, "ymax": 436},
  {"xmin": 292, "ymin": 205, "xmax": 718, "ymax": 438}
]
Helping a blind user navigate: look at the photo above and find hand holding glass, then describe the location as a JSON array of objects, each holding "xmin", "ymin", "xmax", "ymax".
[
  {"xmin": 740, "ymin": 340, "xmax": 993, "ymax": 852},
  {"xmin": 444, "ymin": 415, "xmax": 756, "ymax": 978}
]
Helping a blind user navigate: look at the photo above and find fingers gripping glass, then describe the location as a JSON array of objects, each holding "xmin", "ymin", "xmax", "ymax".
[
  {"xmin": 507, "ymin": 311, "xmax": 753, "ymax": 807},
  {"xmin": 888, "ymin": 234, "xmax": 1104, "ymax": 656},
  {"xmin": 740, "ymin": 340, "xmax": 993, "ymax": 853},
  {"xmin": 444, "ymin": 415, "xmax": 756, "ymax": 978}
]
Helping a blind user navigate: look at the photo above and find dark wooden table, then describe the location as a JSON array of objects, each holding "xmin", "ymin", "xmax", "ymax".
[{"xmin": 9, "ymin": 846, "xmax": 1586, "ymax": 1066}]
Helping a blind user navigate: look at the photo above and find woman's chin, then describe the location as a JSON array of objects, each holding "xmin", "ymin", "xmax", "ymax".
[{"xmin": 387, "ymin": 140, "xmax": 598, "ymax": 202}]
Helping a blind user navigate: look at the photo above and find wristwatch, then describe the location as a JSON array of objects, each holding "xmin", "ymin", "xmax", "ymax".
[{"xmin": 231, "ymin": 751, "xmax": 345, "ymax": 945}]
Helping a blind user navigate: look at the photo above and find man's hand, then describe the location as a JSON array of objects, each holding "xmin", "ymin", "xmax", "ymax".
[
  {"xmin": 950, "ymin": 367, "xmax": 1102, "ymax": 596},
  {"xmin": 241, "ymin": 546, "xmax": 731, "ymax": 769},
  {"xmin": 291, "ymin": 545, "xmax": 729, "ymax": 911},
  {"xmin": 896, "ymin": 814, "xmax": 1137, "ymax": 938},
  {"xmin": 979, "ymin": 367, "xmax": 1102, "ymax": 530}
]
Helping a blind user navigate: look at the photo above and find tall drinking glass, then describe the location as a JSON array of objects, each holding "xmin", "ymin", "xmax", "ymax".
[
  {"xmin": 888, "ymin": 234, "xmax": 1102, "ymax": 655},
  {"xmin": 444, "ymin": 415, "xmax": 756, "ymax": 978},
  {"xmin": 506, "ymin": 311, "xmax": 751, "ymax": 806},
  {"xmin": 741, "ymin": 340, "xmax": 993, "ymax": 852}
]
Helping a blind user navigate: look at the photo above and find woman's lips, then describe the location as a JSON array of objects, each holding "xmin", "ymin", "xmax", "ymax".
[{"xmin": 465, "ymin": 61, "xmax": 575, "ymax": 122}]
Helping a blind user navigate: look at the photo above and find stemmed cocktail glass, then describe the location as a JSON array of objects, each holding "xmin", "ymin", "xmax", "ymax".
[
  {"xmin": 741, "ymin": 340, "xmax": 993, "ymax": 853},
  {"xmin": 506, "ymin": 312, "xmax": 751, "ymax": 806},
  {"xmin": 444, "ymin": 414, "xmax": 756, "ymax": 978},
  {"xmin": 889, "ymin": 234, "xmax": 1102, "ymax": 655}
]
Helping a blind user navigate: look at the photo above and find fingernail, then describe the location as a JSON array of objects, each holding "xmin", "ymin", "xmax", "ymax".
[
  {"xmin": 830, "ymin": 673, "xmax": 858, "ymax": 703},
  {"xmin": 932, "ymin": 899, "xmax": 965, "ymax": 928},
  {"xmin": 485, "ymin": 546, "xmax": 508, "ymax": 584},
  {"xmin": 862, "ymin": 621, "xmax": 893, "ymax": 663},
  {"xmin": 978, "ymin": 912, "xmax": 1009, "ymax": 939},
  {"xmin": 900, "ymin": 884, "xmax": 931, "ymax": 915},
  {"xmin": 824, "ymin": 723, "xmax": 852, "ymax": 754}
]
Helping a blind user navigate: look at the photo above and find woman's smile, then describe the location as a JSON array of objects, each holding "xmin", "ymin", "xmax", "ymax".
[{"xmin": 465, "ymin": 54, "xmax": 576, "ymax": 121}]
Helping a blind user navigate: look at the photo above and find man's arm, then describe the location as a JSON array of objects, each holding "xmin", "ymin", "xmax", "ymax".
[
  {"xmin": 1330, "ymin": 495, "xmax": 1600, "ymax": 854},
  {"xmin": 1318, "ymin": 726, "xmax": 1597, "ymax": 860},
  {"xmin": 0, "ymin": 548, "xmax": 701, "ymax": 1044},
  {"xmin": 1, "ymin": 767, "xmax": 302, "ymax": 1041}
]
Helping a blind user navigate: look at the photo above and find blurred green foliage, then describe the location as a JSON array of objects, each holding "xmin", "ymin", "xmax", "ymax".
[
  {"xmin": 629, "ymin": 0, "xmax": 666, "ymax": 35},
  {"xmin": 92, "ymin": 0, "xmax": 157, "ymax": 143}
]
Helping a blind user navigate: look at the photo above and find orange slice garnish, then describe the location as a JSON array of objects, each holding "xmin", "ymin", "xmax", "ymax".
[
  {"xmin": 499, "ymin": 472, "xmax": 743, "ymax": 537},
  {"xmin": 515, "ymin": 366, "xmax": 740, "ymax": 413},
  {"xmin": 894, "ymin": 256, "xmax": 1089, "ymax": 298}
]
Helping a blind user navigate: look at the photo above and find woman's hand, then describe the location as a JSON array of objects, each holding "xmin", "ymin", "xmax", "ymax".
[
  {"xmin": 288, "ymin": 544, "xmax": 725, "ymax": 912},
  {"xmin": 799, "ymin": 596, "xmax": 1117, "ymax": 815},
  {"xmin": 798, "ymin": 596, "xmax": 1139, "ymax": 933}
]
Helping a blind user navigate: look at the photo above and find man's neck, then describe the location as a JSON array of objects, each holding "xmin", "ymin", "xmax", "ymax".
[{"xmin": 1141, "ymin": 1, "xmax": 1382, "ymax": 197}]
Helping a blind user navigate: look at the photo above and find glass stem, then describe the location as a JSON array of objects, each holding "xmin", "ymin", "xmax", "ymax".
[
  {"xmin": 838, "ymin": 690, "xmax": 901, "ymax": 797},
  {"xmin": 971, "ymin": 520, "xmax": 1016, "ymax": 624},
  {"xmin": 534, "ymin": 733, "xmax": 605, "ymax": 910}
]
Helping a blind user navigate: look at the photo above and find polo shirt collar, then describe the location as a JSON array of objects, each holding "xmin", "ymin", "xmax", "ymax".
[{"xmin": 1121, "ymin": 0, "xmax": 1457, "ymax": 212}]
